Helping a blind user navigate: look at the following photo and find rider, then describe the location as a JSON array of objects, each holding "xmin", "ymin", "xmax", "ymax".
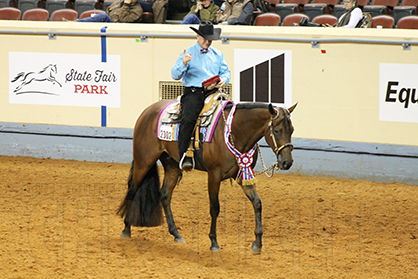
[{"xmin": 171, "ymin": 21, "xmax": 231, "ymax": 171}]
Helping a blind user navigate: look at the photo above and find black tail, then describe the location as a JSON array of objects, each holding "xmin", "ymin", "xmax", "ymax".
[{"xmin": 117, "ymin": 161, "xmax": 163, "ymax": 227}]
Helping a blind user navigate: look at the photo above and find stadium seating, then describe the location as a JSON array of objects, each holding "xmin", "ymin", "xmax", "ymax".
[
  {"xmin": 363, "ymin": 0, "xmax": 398, "ymax": 17},
  {"xmin": 18, "ymin": 0, "xmax": 41, "ymax": 17},
  {"xmin": 45, "ymin": 0, "xmax": 70, "ymax": 17},
  {"xmin": 282, "ymin": 12, "xmax": 309, "ymax": 25},
  {"xmin": 49, "ymin": 7, "xmax": 77, "ymax": 20},
  {"xmin": 396, "ymin": 14, "xmax": 418, "ymax": 28},
  {"xmin": 275, "ymin": 0, "xmax": 310, "ymax": 21},
  {"xmin": 21, "ymin": 7, "xmax": 49, "ymax": 20},
  {"xmin": 371, "ymin": 14, "xmax": 395, "ymax": 27},
  {"xmin": 102, "ymin": 0, "xmax": 114, "ymax": 11},
  {"xmin": 79, "ymin": 8, "xmax": 101, "ymax": 18},
  {"xmin": 141, "ymin": 11, "xmax": 154, "ymax": 23},
  {"xmin": 254, "ymin": 12, "xmax": 281, "ymax": 25},
  {"xmin": 0, "ymin": 0, "xmax": 13, "ymax": 8},
  {"xmin": 392, "ymin": 0, "xmax": 418, "ymax": 25},
  {"xmin": 166, "ymin": 0, "xmax": 190, "ymax": 20},
  {"xmin": 74, "ymin": 0, "xmax": 98, "ymax": 17},
  {"xmin": 0, "ymin": 6, "xmax": 21, "ymax": 19},
  {"xmin": 312, "ymin": 13, "xmax": 338, "ymax": 25},
  {"xmin": 303, "ymin": 0, "xmax": 339, "ymax": 20}
]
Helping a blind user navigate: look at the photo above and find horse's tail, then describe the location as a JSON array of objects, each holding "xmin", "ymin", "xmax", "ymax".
[
  {"xmin": 117, "ymin": 161, "xmax": 163, "ymax": 227},
  {"xmin": 11, "ymin": 72, "xmax": 25, "ymax": 83}
]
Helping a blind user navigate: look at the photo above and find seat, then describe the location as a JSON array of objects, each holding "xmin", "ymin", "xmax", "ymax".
[
  {"xmin": 79, "ymin": 8, "xmax": 102, "ymax": 18},
  {"xmin": 49, "ymin": 7, "xmax": 77, "ymax": 20},
  {"xmin": 251, "ymin": 0, "xmax": 263, "ymax": 24},
  {"xmin": 0, "ymin": 0, "xmax": 13, "ymax": 8},
  {"xmin": 304, "ymin": 0, "xmax": 339, "ymax": 20},
  {"xmin": 396, "ymin": 14, "xmax": 418, "ymax": 28},
  {"xmin": 334, "ymin": 0, "xmax": 369, "ymax": 19},
  {"xmin": 258, "ymin": 0, "xmax": 281, "ymax": 13},
  {"xmin": 141, "ymin": 11, "xmax": 154, "ymax": 23},
  {"xmin": 312, "ymin": 14, "xmax": 338, "ymax": 25},
  {"xmin": 102, "ymin": 0, "xmax": 114, "ymax": 11},
  {"xmin": 254, "ymin": 12, "xmax": 281, "ymax": 25},
  {"xmin": 274, "ymin": 0, "xmax": 309, "ymax": 20},
  {"xmin": 363, "ymin": 0, "xmax": 398, "ymax": 17},
  {"xmin": 74, "ymin": 0, "xmax": 98, "ymax": 17},
  {"xmin": 166, "ymin": 0, "xmax": 191, "ymax": 20},
  {"xmin": 18, "ymin": 0, "xmax": 41, "ymax": 17},
  {"xmin": 45, "ymin": 0, "xmax": 70, "ymax": 16},
  {"xmin": 393, "ymin": 0, "xmax": 418, "ymax": 25},
  {"xmin": 21, "ymin": 7, "xmax": 49, "ymax": 20},
  {"xmin": 371, "ymin": 14, "xmax": 394, "ymax": 27},
  {"xmin": 282, "ymin": 12, "xmax": 309, "ymax": 25},
  {"xmin": 0, "ymin": 6, "xmax": 21, "ymax": 19}
]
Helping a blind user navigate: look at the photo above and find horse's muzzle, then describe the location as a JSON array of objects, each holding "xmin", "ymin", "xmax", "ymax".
[{"xmin": 276, "ymin": 143, "xmax": 293, "ymax": 170}]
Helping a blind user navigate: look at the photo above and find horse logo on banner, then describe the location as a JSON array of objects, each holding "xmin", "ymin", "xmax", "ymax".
[{"xmin": 11, "ymin": 64, "xmax": 62, "ymax": 94}]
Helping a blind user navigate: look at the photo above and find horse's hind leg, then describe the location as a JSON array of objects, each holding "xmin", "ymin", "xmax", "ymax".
[
  {"xmin": 159, "ymin": 152, "xmax": 185, "ymax": 243},
  {"xmin": 241, "ymin": 184, "xmax": 263, "ymax": 254},
  {"xmin": 121, "ymin": 215, "xmax": 131, "ymax": 238}
]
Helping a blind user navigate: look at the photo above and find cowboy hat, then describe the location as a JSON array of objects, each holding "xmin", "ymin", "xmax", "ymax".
[{"xmin": 190, "ymin": 21, "xmax": 221, "ymax": 41}]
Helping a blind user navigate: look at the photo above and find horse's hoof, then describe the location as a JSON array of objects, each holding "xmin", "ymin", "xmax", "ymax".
[
  {"xmin": 175, "ymin": 236, "xmax": 185, "ymax": 243},
  {"xmin": 251, "ymin": 242, "xmax": 262, "ymax": 254},
  {"xmin": 121, "ymin": 231, "xmax": 131, "ymax": 239},
  {"xmin": 210, "ymin": 246, "xmax": 220, "ymax": 252}
]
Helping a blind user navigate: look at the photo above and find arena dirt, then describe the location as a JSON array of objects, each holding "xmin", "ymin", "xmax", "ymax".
[{"xmin": 1, "ymin": 155, "xmax": 417, "ymax": 278}]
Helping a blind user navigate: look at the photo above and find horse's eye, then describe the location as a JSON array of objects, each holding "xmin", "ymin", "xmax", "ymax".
[{"xmin": 274, "ymin": 129, "xmax": 280, "ymax": 135}]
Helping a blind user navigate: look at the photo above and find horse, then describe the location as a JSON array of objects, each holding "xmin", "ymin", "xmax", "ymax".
[
  {"xmin": 118, "ymin": 99, "xmax": 297, "ymax": 254},
  {"xmin": 11, "ymin": 64, "xmax": 62, "ymax": 92}
]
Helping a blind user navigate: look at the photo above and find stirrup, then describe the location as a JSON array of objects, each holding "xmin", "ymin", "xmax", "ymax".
[{"xmin": 179, "ymin": 153, "xmax": 194, "ymax": 171}]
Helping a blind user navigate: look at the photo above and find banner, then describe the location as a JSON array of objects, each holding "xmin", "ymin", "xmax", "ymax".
[
  {"xmin": 234, "ymin": 49, "xmax": 292, "ymax": 108},
  {"xmin": 379, "ymin": 63, "xmax": 418, "ymax": 123},
  {"xmin": 9, "ymin": 52, "xmax": 121, "ymax": 108}
]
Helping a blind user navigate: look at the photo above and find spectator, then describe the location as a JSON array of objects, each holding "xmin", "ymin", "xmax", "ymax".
[
  {"xmin": 139, "ymin": 0, "xmax": 168, "ymax": 23},
  {"xmin": 181, "ymin": 0, "xmax": 220, "ymax": 24},
  {"xmin": 215, "ymin": 0, "xmax": 253, "ymax": 25},
  {"xmin": 76, "ymin": 0, "xmax": 143, "ymax": 22},
  {"xmin": 335, "ymin": 0, "xmax": 362, "ymax": 28}
]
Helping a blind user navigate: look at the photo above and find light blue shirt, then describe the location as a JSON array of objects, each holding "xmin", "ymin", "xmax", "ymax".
[{"xmin": 171, "ymin": 42, "xmax": 231, "ymax": 87}]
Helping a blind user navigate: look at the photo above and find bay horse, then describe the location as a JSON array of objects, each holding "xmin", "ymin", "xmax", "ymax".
[{"xmin": 118, "ymin": 99, "xmax": 297, "ymax": 254}]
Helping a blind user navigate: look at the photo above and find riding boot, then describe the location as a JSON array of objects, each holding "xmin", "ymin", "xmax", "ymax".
[{"xmin": 178, "ymin": 120, "xmax": 195, "ymax": 171}]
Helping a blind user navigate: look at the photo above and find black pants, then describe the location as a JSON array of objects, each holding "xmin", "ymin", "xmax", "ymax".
[{"xmin": 178, "ymin": 87, "xmax": 205, "ymax": 158}]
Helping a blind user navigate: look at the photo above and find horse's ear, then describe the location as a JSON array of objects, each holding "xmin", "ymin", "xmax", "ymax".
[
  {"xmin": 268, "ymin": 104, "xmax": 277, "ymax": 116},
  {"xmin": 288, "ymin": 102, "xmax": 298, "ymax": 114}
]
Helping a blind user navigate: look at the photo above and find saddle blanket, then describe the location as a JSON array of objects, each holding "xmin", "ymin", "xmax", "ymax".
[{"xmin": 157, "ymin": 100, "xmax": 231, "ymax": 142}]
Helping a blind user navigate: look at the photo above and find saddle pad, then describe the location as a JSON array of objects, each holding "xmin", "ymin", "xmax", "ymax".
[{"xmin": 157, "ymin": 100, "xmax": 232, "ymax": 142}]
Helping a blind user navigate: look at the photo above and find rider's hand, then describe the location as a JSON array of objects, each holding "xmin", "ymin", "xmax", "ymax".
[
  {"xmin": 183, "ymin": 49, "xmax": 192, "ymax": 66},
  {"xmin": 216, "ymin": 78, "xmax": 226, "ymax": 88}
]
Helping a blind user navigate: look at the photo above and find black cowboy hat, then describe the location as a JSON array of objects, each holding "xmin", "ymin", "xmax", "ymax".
[{"xmin": 190, "ymin": 21, "xmax": 221, "ymax": 41}]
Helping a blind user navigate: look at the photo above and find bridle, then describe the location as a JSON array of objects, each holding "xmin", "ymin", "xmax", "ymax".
[{"xmin": 268, "ymin": 107, "xmax": 293, "ymax": 156}]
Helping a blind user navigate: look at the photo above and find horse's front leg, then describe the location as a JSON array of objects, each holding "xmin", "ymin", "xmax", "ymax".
[
  {"xmin": 208, "ymin": 173, "xmax": 221, "ymax": 252},
  {"xmin": 241, "ymin": 184, "xmax": 263, "ymax": 254}
]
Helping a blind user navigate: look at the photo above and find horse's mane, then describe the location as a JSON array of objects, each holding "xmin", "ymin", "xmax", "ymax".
[
  {"xmin": 225, "ymin": 102, "xmax": 270, "ymax": 110},
  {"xmin": 40, "ymin": 64, "xmax": 53, "ymax": 73}
]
